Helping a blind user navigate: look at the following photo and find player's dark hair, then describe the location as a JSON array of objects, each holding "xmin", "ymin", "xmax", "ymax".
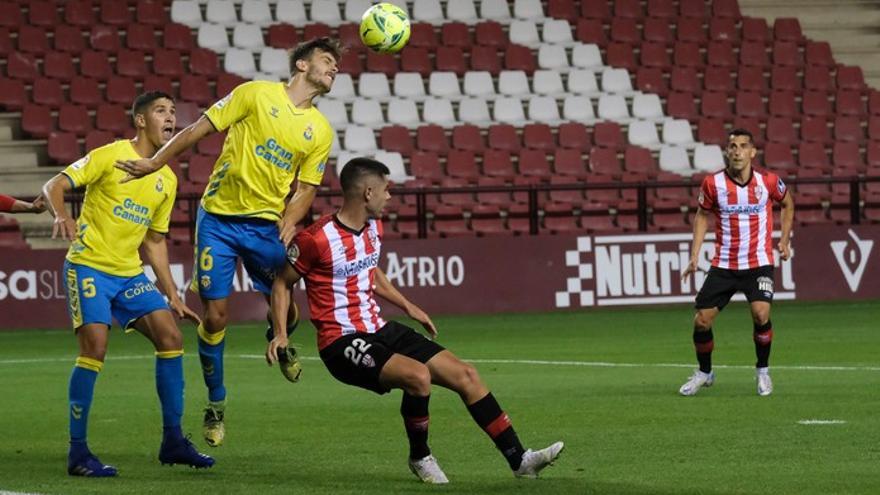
[
  {"xmin": 131, "ymin": 91, "xmax": 174, "ymax": 122},
  {"xmin": 728, "ymin": 128, "xmax": 754, "ymax": 145},
  {"xmin": 340, "ymin": 157, "xmax": 390, "ymax": 196},
  {"xmin": 289, "ymin": 37, "xmax": 344, "ymax": 74}
]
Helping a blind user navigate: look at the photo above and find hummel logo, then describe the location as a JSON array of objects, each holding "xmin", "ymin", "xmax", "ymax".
[
  {"xmin": 269, "ymin": 106, "xmax": 279, "ymax": 118},
  {"xmin": 830, "ymin": 229, "xmax": 874, "ymax": 292},
  {"xmin": 71, "ymin": 405, "xmax": 83, "ymax": 419},
  {"xmin": 203, "ymin": 363, "xmax": 214, "ymax": 376}
]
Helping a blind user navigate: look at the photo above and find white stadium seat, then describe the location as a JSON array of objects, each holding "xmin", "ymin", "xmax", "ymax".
[
  {"xmin": 458, "ymin": 97, "xmax": 491, "ymax": 124},
  {"xmin": 513, "ymin": 0, "xmax": 544, "ymax": 19},
  {"xmin": 693, "ymin": 144, "xmax": 725, "ymax": 172},
  {"xmin": 374, "ymin": 151, "xmax": 413, "ymax": 182},
  {"xmin": 412, "ymin": 0, "xmax": 444, "ymax": 23},
  {"xmin": 205, "ymin": 0, "xmax": 237, "ymax": 26},
  {"xmin": 224, "ymin": 48, "xmax": 257, "ymax": 77},
  {"xmin": 328, "ymin": 73, "xmax": 355, "ymax": 100},
  {"xmin": 632, "ymin": 93, "xmax": 665, "ymax": 120},
  {"xmin": 386, "ymin": 98, "xmax": 421, "ymax": 126},
  {"xmin": 171, "ymin": 0, "xmax": 203, "ymax": 27},
  {"xmin": 542, "ymin": 19, "xmax": 573, "ymax": 44},
  {"xmin": 259, "ymin": 48, "xmax": 289, "ymax": 78},
  {"xmin": 357, "ymin": 73, "xmax": 391, "ymax": 98},
  {"xmin": 493, "ymin": 96, "xmax": 525, "ymax": 123},
  {"xmin": 662, "ymin": 119, "xmax": 695, "ymax": 146},
  {"xmin": 344, "ymin": 0, "xmax": 373, "ymax": 23},
  {"xmin": 343, "ymin": 125, "xmax": 378, "ymax": 152},
  {"xmin": 351, "ymin": 99, "xmax": 385, "ymax": 127},
  {"xmin": 310, "ymin": 0, "xmax": 342, "ymax": 23},
  {"xmin": 571, "ymin": 43, "xmax": 603, "ymax": 69},
  {"xmin": 394, "ymin": 72, "xmax": 426, "ymax": 98},
  {"xmin": 479, "ymin": 0, "xmax": 511, "ymax": 20},
  {"xmin": 562, "ymin": 95, "xmax": 595, "ymax": 122},
  {"xmin": 627, "ymin": 120, "xmax": 661, "ymax": 148},
  {"xmin": 498, "ymin": 70, "xmax": 530, "ymax": 96},
  {"xmin": 601, "ymin": 68, "xmax": 634, "ymax": 93},
  {"xmin": 527, "ymin": 95, "xmax": 560, "ymax": 123},
  {"xmin": 445, "ymin": 0, "xmax": 478, "ymax": 22},
  {"xmin": 428, "ymin": 72, "xmax": 461, "ymax": 98},
  {"xmin": 317, "ymin": 99, "xmax": 349, "ymax": 127},
  {"xmin": 597, "ymin": 94, "xmax": 630, "ymax": 120},
  {"xmin": 422, "ymin": 98, "xmax": 456, "ymax": 125},
  {"xmin": 241, "ymin": 0, "xmax": 273, "ymax": 25},
  {"xmin": 659, "ymin": 145, "xmax": 692, "ymax": 173},
  {"xmin": 509, "ymin": 20, "xmax": 540, "ymax": 46},
  {"xmin": 567, "ymin": 69, "xmax": 599, "ymax": 94},
  {"xmin": 275, "ymin": 0, "xmax": 308, "ymax": 24},
  {"xmin": 538, "ymin": 45, "xmax": 569, "ymax": 69},
  {"xmin": 233, "ymin": 24, "xmax": 265, "ymax": 50},
  {"xmin": 532, "ymin": 70, "xmax": 565, "ymax": 95},
  {"xmin": 463, "ymin": 71, "xmax": 495, "ymax": 96},
  {"xmin": 197, "ymin": 23, "xmax": 230, "ymax": 52}
]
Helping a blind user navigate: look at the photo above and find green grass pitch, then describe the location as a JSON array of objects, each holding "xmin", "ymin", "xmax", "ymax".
[{"xmin": 1, "ymin": 300, "xmax": 878, "ymax": 495}]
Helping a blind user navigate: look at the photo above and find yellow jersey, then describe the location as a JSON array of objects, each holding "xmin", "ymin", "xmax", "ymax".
[
  {"xmin": 62, "ymin": 140, "xmax": 177, "ymax": 277},
  {"xmin": 202, "ymin": 80, "xmax": 334, "ymax": 221}
]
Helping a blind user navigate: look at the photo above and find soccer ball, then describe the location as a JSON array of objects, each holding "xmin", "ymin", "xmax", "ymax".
[{"xmin": 359, "ymin": 3, "xmax": 411, "ymax": 54}]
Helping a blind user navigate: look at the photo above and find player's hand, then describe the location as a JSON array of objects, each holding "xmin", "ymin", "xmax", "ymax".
[
  {"xmin": 778, "ymin": 240, "xmax": 791, "ymax": 261},
  {"xmin": 407, "ymin": 304, "xmax": 438, "ymax": 340},
  {"xmin": 52, "ymin": 215, "xmax": 78, "ymax": 241},
  {"xmin": 265, "ymin": 334, "xmax": 290, "ymax": 365},
  {"xmin": 681, "ymin": 257, "xmax": 699, "ymax": 282},
  {"xmin": 169, "ymin": 297, "xmax": 201, "ymax": 324},
  {"xmin": 30, "ymin": 195, "xmax": 47, "ymax": 213},
  {"xmin": 115, "ymin": 158, "xmax": 159, "ymax": 183},
  {"xmin": 278, "ymin": 213, "xmax": 298, "ymax": 246}
]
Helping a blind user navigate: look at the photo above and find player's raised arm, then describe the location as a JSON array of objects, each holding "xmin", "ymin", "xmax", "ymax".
[
  {"xmin": 279, "ymin": 182, "xmax": 318, "ymax": 246},
  {"xmin": 777, "ymin": 190, "xmax": 795, "ymax": 261},
  {"xmin": 115, "ymin": 115, "xmax": 216, "ymax": 181},
  {"xmin": 42, "ymin": 174, "xmax": 77, "ymax": 241},
  {"xmin": 141, "ymin": 230, "xmax": 201, "ymax": 324},
  {"xmin": 267, "ymin": 263, "xmax": 303, "ymax": 364},
  {"xmin": 374, "ymin": 268, "xmax": 437, "ymax": 339}
]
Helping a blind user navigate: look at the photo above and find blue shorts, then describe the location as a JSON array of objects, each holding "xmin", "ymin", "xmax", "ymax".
[
  {"xmin": 191, "ymin": 207, "xmax": 286, "ymax": 299},
  {"xmin": 63, "ymin": 261, "xmax": 169, "ymax": 331}
]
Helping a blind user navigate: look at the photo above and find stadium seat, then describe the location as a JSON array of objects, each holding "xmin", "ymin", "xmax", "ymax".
[
  {"xmin": 32, "ymin": 78, "xmax": 64, "ymax": 108},
  {"xmin": 693, "ymin": 145, "xmax": 724, "ymax": 173},
  {"xmin": 772, "ymin": 41, "xmax": 802, "ymax": 67},
  {"xmin": 171, "ymin": 0, "xmax": 203, "ymax": 27},
  {"xmin": 475, "ymin": 21, "xmax": 508, "ymax": 48},
  {"xmin": 533, "ymin": 70, "xmax": 564, "ymax": 96},
  {"xmin": 409, "ymin": 151, "xmax": 442, "ymax": 182},
  {"xmin": 275, "ymin": 0, "xmax": 307, "ymax": 24},
  {"xmin": 575, "ymin": 19, "xmax": 607, "ymax": 46},
  {"xmin": 597, "ymin": 94, "xmax": 629, "ymax": 121},
  {"xmin": 768, "ymin": 90, "xmax": 798, "ymax": 118},
  {"xmin": 343, "ymin": 125, "xmax": 378, "ymax": 152},
  {"xmin": 637, "ymin": 68, "xmax": 668, "ymax": 97},
  {"xmin": 536, "ymin": 45, "xmax": 567, "ymax": 70},
  {"xmin": 571, "ymin": 43, "xmax": 603, "ymax": 69},
  {"xmin": 593, "ymin": 121, "xmax": 625, "ymax": 149},
  {"xmin": 399, "ymin": 48, "xmax": 433, "ymax": 76},
  {"xmin": 674, "ymin": 42, "xmax": 704, "ymax": 68},
  {"xmin": 547, "ymin": 0, "xmax": 578, "ymax": 22},
  {"xmin": 610, "ymin": 18, "xmax": 639, "ymax": 44},
  {"xmin": 241, "ymin": 0, "xmax": 273, "ymax": 24},
  {"xmin": 765, "ymin": 117, "xmax": 797, "ymax": 145},
  {"xmin": 89, "ymin": 25, "xmax": 121, "ymax": 53},
  {"xmin": 519, "ymin": 149, "xmax": 552, "ymax": 180},
  {"xmin": 498, "ymin": 70, "xmax": 530, "ymax": 96},
  {"xmin": 28, "ymin": 1, "xmax": 58, "ymax": 27},
  {"xmin": 412, "ymin": 0, "xmax": 444, "ymax": 22},
  {"xmin": 22, "ymin": 104, "xmax": 54, "ymax": 139},
  {"xmin": 458, "ymin": 97, "xmax": 492, "ymax": 124},
  {"xmin": 233, "ymin": 24, "xmax": 265, "ymax": 50},
  {"xmin": 224, "ymin": 49, "xmax": 257, "ymax": 78},
  {"xmin": 802, "ymin": 91, "xmax": 832, "ymax": 117},
  {"xmin": 589, "ymin": 148, "xmax": 622, "ymax": 176},
  {"xmin": 509, "ymin": 20, "xmax": 540, "ymax": 46},
  {"xmin": 482, "ymin": 150, "xmax": 516, "ymax": 179},
  {"xmin": 528, "ymin": 96, "xmax": 561, "ymax": 123},
  {"xmin": 568, "ymin": 70, "xmax": 599, "ymax": 95},
  {"xmin": 69, "ymin": 77, "xmax": 102, "ymax": 108},
  {"xmin": 196, "ymin": 132, "xmax": 225, "ymax": 157},
  {"xmin": 554, "ymin": 148, "xmax": 588, "ymax": 178},
  {"xmin": 487, "ymin": 124, "xmax": 521, "ymax": 152},
  {"xmin": 800, "ymin": 116, "xmax": 832, "ymax": 144},
  {"xmin": 514, "ymin": 0, "xmax": 545, "ymax": 19},
  {"xmin": 451, "ymin": 124, "xmax": 483, "ymax": 152},
  {"xmin": 703, "ymin": 66, "xmax": 734, "ymax": 93},
  {"xmin": 523, "ymin": 123, "xmax": 555, "ymax": 151},
  {"xmin": 446, "ymin": 0, "xmax": 478, "ymax": 22},
  {"xmin": 561, "ymin": 95, "xmax": 595, "ymax": 123},
  {"xmin": 666, "ymin": 92, "xmax": 698, "ymax": 121},
  {"xmin": 65, "ymin": 0, "xmax": 96, "ymax": 26},
  {"xmin": 606, "ymin": 42, "xmax": 637, "ymax": 71},
  {"xmin": 125, "ymin": 24, "xmax": 158, "ymax": 52},
  {"xmin": 366, "ymin": 52, "xmax": 400, "ymax": 77},
  {"xmin": 436, "ymin": 47, "xmax": 468, "ymax": 75},
  {"xmin": 18, "ymin": 25, "xmax": 50, "ymax": 55},
  {"xmin": 137, "ymin": 1, "xmax": 168, "ymax": 25},
  {"xmin": 642, "ymin": 17, "xmax": 673, "ymax": 44},
  {"xmin": 416, "ymin": 125, "xmax": 449, "ymax": 153},
  {"xmin": 601, "ymin": 68, "xmax": 633, "ymax": 94},
  {"xmin": 739, "ymin": 41, "xmax": 770, "ymax": 68},
  {"xmin": 380, "ymin": 125, "xmax": 415, "ymax": 156},
  {"xmin": 48, "ymin": 132, "xmax": 82, "ymax": 165},
  {"xmin": 206, "ymin": 0, "xmax": 238, "ymax": 25},
  {"xmin": 835, "ymin": 90, "xmax": 865, "ymax": 117},
  {"xmin": 358, "ymin": 73, "xmax": 391, "ymax": 98},
  {"xmin": 639, "ymin": 42, "xmax": 671, "ymax": 70},
  {"xmin": 6, "ymin": 53, "xmax": 40, "ymax": 82},
  {"xmin": 558, "ymin": 122, "xmax": 591, "ymax": 151},
  {"xmin": 697, "ymin": 118, "xmax": 726, "ymax": 146},
  {"xmin": 834, "ymin": 116, "xmax": 864, "ymax": 143},
  {"xmin": 701, "ymin": 91, "xmax": 732, "ymax": 120},
  {"xmin": 662, "ymin": 119, "xmax": 695, "ymax": 146},
  {"xmin": 632, "ymin": 94, "xmax": 664, "ymax": 121},
  {"xmin": 658, "ymin": 146, "xmax": 691, "ymax": 174},
  {"xmin": 628, "ymin": 120, "xmax": 660, "ymax": 148},
  {"xmin": 392, "ymin": 72, "xmax": 425, "ymax": 99},
  {"xmin": 352, "ymin": 99, "xmax": 384, "ymax": 127},
  {"xmin": 58, "ymin": 104, "xmax": 90, "ymax": 136},
  {"xmin": 198, "ymin": 24, "xmax": 230, "ymax": 53},
  {"xmin": 316, "ymin": 100, "xmax": 348, "ymax": 128},
  {"xmin": 735, "ymin": 91, "xmax": 766, "ymax": 119},
  {"xmin": 833, "ymin": 142, "xmax": 864, "ymax": 170},
  {"xmin": 804, "ymin": 65, "xmax": 834, "ymax": 92},
  {"xmin": 624, "ymin": 145, "xmax": 657, "ymax": 175},
  {"xmin": 0, "ymin": 78, "xmax": 26, "ymax": 111},
  {"xmin": 85, "ymin": 130, "xmax": 115, "ymax": 152},
  {"xmin": 763, "ymin": 142, "xmax": 797, "ymax": 172},
  {"xmin": 422, "ymin": 98, "xmax": 456, "ymax": 126},
  {"xmin": 806, "ymin": 41, "xmax": 834, "ymax": 66},
  {"xmin": 375, "ymin": 151, "xmax": 412, "ymax": 183},
  {"xmin": 493, "ymin": 97, "xmax": 526, "ymax": 124},
  {"xmin": 447, "ymin": 150, "xmax": 481, "ymax": 180},
  {"xmin": 836, "ymin": 66, "xmax": 865, "ymax": 91},
  {"xmin": 95, "ymin": 104, "xmax": 129, "ymax": 135},
  {"xmin": 266, "ymin": 24, "xmax": 298, "ymax": 49}
]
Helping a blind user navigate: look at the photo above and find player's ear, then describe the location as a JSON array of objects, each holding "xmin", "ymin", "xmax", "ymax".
[
  {"xmin": 133, "ymin": 112, "xmax": 146, "ymax": 129},
  {"xmin": 295, "ymin": 58, "xmax": 309, "ymax": 73}
]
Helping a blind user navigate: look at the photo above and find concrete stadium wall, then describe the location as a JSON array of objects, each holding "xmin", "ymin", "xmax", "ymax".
[{"xmin": 0, "ymin": 224, "xmax": 877, "ymax": 330}]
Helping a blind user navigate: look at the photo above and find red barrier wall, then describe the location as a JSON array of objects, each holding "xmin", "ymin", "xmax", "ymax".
[{"xmin": 0, "ymin": 224, "xmax": 877, "ymax": 330}]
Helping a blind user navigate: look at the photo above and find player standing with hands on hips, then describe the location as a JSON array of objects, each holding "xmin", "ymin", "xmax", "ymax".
[
  {"xmin": 679, "ymin": 128, "xmax": 795, "ymax": 397},
  {"xmin": 115, "ymin": 38, "xmax": 342, "ymax": 447},
  {"xmin": 267, "ymin": 158, "xmax": 564, "ymax": 484}
]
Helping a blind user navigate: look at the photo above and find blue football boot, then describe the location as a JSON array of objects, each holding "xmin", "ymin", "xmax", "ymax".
[
  {"xmin": 68, "ymin": 449, "xmax": 118, "ymax": 477},
  {"xmin": 159, "ymin": 435, "xmax": 215, "ymax": 469}
]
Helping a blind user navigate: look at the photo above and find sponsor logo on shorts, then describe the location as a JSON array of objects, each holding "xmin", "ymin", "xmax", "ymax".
[
  {"xmin": 124, "ymin": 282, "xmax": 157, "ymax": 299},
  {"xmin": 361, "ymin": 354, "xmax": 375, "ymax": 368},
  {"xmin": 757, "ymin": 276, "xmax": 774, "ymax": 298}
]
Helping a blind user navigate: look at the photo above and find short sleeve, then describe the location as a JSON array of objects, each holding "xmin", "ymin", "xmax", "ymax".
[
  {"xmin": 149, "ymin": 173, "xmax": 177, "ymax": 234},
  {"xmin": 698, "ymin": 176, "xmax": 716, "ymax": 210},
  {"xmin": 203, "ymin": 81, "xmax": 257, "ymax": 132},
  {"xmin": 287, "ymin": 232, "xmax": 320, "ymax": 276},
  {"xmin": 62, "ymin": 149, "xmax": 109, "ymax": 188},
  {"xmin": 0, "ymin": 194, "xmax": 15, "ymax": 212},
  {"xmin": 297, "ymin": 124, "xmax": 333, "ymax": 186},
  {"xmin": 766, "ymin": 172, "xmax": 788, "ymax": 202}
]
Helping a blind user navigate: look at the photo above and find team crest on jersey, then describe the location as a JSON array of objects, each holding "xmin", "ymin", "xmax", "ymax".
[
  {"xmin": 214, "ymin": 93, "xmax": 232, "ymax": 109},
  {"xmin": 367, "ymin": 228, "xmax": 379, "ymax": 244},
  {"xmin": 777, "ymin": 178, "xmax": 787, "ymax": 194},
  {"xmin": 754, "ymin": 185, "xmax": 763, "ymax": 198},
  {"xmin": 698, "ymin": 191, "xmax": 705, "ymax": 205},
  {"xmin": 200, "ymin": 275, "xmax": 211, "ymax": 289},
  {"xmin": 155, "ymin": 176, "xmax": 164, "ymax": 192},
  {"xmin": 269, "ymin": 106, "xmax": 279, "ymax": 118},
  {"xmin": 303, "ymin": 124, "xmax": 313, "ymax": 141},
  {"xmin": 71, "ymin": 154, "xmax": 90, "ymax": 170}
]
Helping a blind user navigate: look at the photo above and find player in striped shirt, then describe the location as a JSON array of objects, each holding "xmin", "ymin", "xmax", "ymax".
[
  {"xmin": 0, "ymin": 193, "xmax": 45, "ymax": 213},
  {"xmin": 267, "ymin": 158, "xmax": 563, "ymax": 484},
  {"xmin": 680, "ymin": 128, "xmax": 795, "ymax": 397}
]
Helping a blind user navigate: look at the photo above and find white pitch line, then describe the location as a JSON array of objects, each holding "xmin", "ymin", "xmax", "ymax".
[
  {"xmin": 797, "ymin": 419, "xmax": 847, "ymax": 425},
  {"xmin": 1, "ymin": 490, "xmax": 50, "ymax": 495},
  {"xmin": 2, "ymin": 354, "xmax": 878, "ymax": 372}
]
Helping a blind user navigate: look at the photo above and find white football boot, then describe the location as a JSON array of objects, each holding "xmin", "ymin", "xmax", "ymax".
[
  {"xmin": 408, "ymin": 455, "xmax": 449, "ymax": 484},
  {"xmin": 679, "ymin": 370, "xmax": 715, "ymax": 396},
  {"xmin": 756, "ymin": 368, "xmax": 773, "ymax": 396},
  {"xmin": 514, "ymin": 441, "xmax": 565, "ymax": 478}
]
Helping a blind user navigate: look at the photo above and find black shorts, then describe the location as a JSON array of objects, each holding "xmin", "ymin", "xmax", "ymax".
[
  {"xmin": 318, "ymin": 321, "xmax": 446, "ymax": 395},
  {"xmin": 695, "ymin": 265, "xmax": 775, "ymax": 310}
]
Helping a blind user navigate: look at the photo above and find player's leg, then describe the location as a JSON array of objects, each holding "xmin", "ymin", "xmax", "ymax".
[
  {"xmin": 132, "ymin": 309, "xmax": 214, "ymax": 468},
  {"xmin": 63, "ymin": 261, "xmax": 118, "ymax": 477},
  {"xmin": 191, "ymin": 209, "xmax": 239, "ymax": 445},
  {"xmin": 681, "ymin": 268, "xmax": 736, "ymax": 396},
  {"xmin": 744, "ymin": 266, "xmax": 776, "ymax": 395},
  {"xmin": 425, "ymin": 351, "xmax": 563, "ymax": 478}
]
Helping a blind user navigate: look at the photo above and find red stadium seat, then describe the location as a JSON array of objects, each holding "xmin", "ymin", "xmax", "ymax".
[
  {"xmin": 677, "ymin": 18, "xmax": 707, "ymax": 43},
  {"xmin": 584, "ymin": 173, "xmax": 621, "ymax": 204},
  {"xmin": 0, "ymin": 27, "xmax": 11, "ymax": 57},
  {"xmin": 647, "ymin": 0, "xmax": 676, "ymax": 18},
  {"xmin": 437, "ymin": 183, "xmax": 475, "ymax": 209},
  {"xmin": 408, "ymin": 23, "xmax": 437, "ymax": 48},
  {"xmin": 575, "ymin": 18, "xmax": 607, "ymax": 46},
  {"xmin": 190, "ymin": 48, "xmax": 221, "ymax": 77},
  {"xmin": 614, "ymin": 0, "xmax": 643, "ymax": 18},
  {"xmin": 441, "ymin": 22, "xmax": 471, "ymax": 48},
  {"xmin": 69, "ymin": 77, "xmax": 103, "ymax": 108},
  {"xmin": 475, "ymin": 21, "xmax": 508, "ymax": 49},
  {"xmin": 451, "ymin": 125, "xmax": 484, "ymax": 152},
  {"xmin": 666, "ymin": 91, "xmax": 699, "ymax": 120},
  {"xmin": 143, "ymin": 75, "xmax": 174, "ymax": 95},
  {"xmin": 868, "ymin": 142, "xmax": 880, "ymax": 167},
  {"xmin": 85, "ymin": 130, "xmax": 115, "ymax": 152},
  {"xmin": 48, "ymin": 132, "xmax": 82, "ymax": 165},
  {"xmin": 303, "ymin": 24, "xmax": 332, "ymax": 40},
  {"xmin": 770, "ymin": 66, "xmax": 800, "ymax": 91},
  {"xmin": 553, "ymin": 148, "xmax": 588, "ymax": 178},
  {"xmin": 337, "ymin": 23, "xmax": 362, "ymax": 52},
  {"xmin": 337, "ymin": 51, "xmax": 364, "ymax": 78},
  {"xmin": 137, "ymin": 0, "xmax": 168, "ymax": 25},
  {"xmin": 834, "ymin": 116, "xmax": 864, "ymax": 143},
  {"xmin": 833, "ymin": 142, "xmax": 864, "ymax": 170},
  {"xmin": 163, "ymin": 23, "xmax": 194, "ymax": 52},
  {"xmin": 153, "ymin": 50, "xmax": 185, "ymax": 78},
  {"xmin": 697, "ymin": 118, "xmax": 727, "ymax": 146},
  {"xmin": 800, "ymin": 117, "xmax": 832, "ymax": 144},
  {"xmin": 806, "ymin": 41, "xmax": 834, "ymax": 67},
  {"xmin": 470, "ymin": 46, "xmax": 502, "ymax": 75},
  {"xmin": 547, "ymin": 175, "xmax": 584, "ymax": 204},
  {"xmin": 802, "ymin": 91, "xmax": 832, "ymax": 117},
  {"xmin": 106, "ymin": 77, "xmax": 137, "ymax": 105},
  {"xmin": 90, "ymin": 25, "xmax": 121, "ymax": 53},
  {"xmin": 409, "ymin": 151, "xmax": 443, "ymax": 183},
  {"xmin": 797, "ymin": 142, "xmax": 831, "ymax": 171},
  {"xmin": 740, "ymin": 41, "xmax": 770, "ymax": 68},
  {"xmin": 435, "ymin": 46, "xmax": 467, "ymax": 75},
  {"xmin": 558, "ymin": 122, "xmax": 591, "ymax": 151},
  {"xmin": 196, "ymin": 132, "xmax": 224, "ymax": 157},
  {"xmin": 447, "ymin": 150, "xmax": 480, "ymax": 181},
  {"xmin": 709, "ymin": 18, "xmax": 739, "ymax": 43},
  {"xmin": 679, "ymin": 0, "xmax": 707, "ymax": 17},
  {"xmin": 366, "ymin": 51, "xmax": 399, "ymax": 77},
  {"xmin": 766, "ymin": 117, "xmax": 797, "ymax": 145},
  {"xmin": 28, "ymin": 1, "xmax": 58, "ymax": 27},
  {"xmin": 267, "ymin": 24, "xmax": 298, "ymax": 49},
  {"xmin": 22, "ymin": 104, "xmax": 54, "ymax": 138},
  {"xmin": 127, "ymin": 24, "xmax": 158, "ymax": 52},
  {"xmin": 0, "ymin": 78, "xmax": 26, "ymax": 111},
  {"xmin": 606, "ymin": 43, "xmax": 637, "ymax": 71},
  {"xmin": 174, "ymin": 101, "xmax": 201, "ymax": 129},
  {"xmin": 58, "ymin": 104, "xmax": 91, "ymax": 136},
  {"xmin": 735, "ymin": 91, "xmax": 766, "ymax": 118},
  {"xmin": 610, "ymin": 18, "xmax": 640, "ymax": 44},
  {"xmin": 669, "ymin": 67, "xmax": 699, "ymax": 95},
  {"xmin": 18, "ymin": 25, "xmax": 50, "ymax": 55},
  {"xmin": 589, "ymin": 147, "xmax": 622, "ymax": 176},
  {"xmin": 79, "ymin": 50, "xmax": 114, "ymax": 81},
  {"xmin": 836, "ymin": 90, "xmax": 866, "ymax": 117},
  {"xmin": 504, "ymin": 44, "xmax": 536, "ymax": 74},
  {"xmin": 737, "ymin": 67, "xmax": 768, "ymax": 93},
  {"xmin": 732, "ymin": 117, "xmax": 763, "ymax": 146},
  {"xmin": 216, "ymin": 73, "xmax": 247, "ymax": 96},
  {"xmin": 179, "ymin": 75, "xmax": 214, "ymax": 106},
  {"xmin": 773, "ymin": 18, "xmax": 803, "ymax": 43},
  {"xmin": 380, "ymin": 126, "xmax": 415, "ymax": 156},
  {"xmin": 548, "ymin": 0, "xmax": 578, "ymax": 22},
  {"xmin": 703, "ymin": 66, "xmax": 734, "ymax": 93},
  {"xmin": 713, "ymin": 0, "xmax": 742, "ymax": 18},
  {"xmin": 188, "ymin": 154, "xmax": 215, "ymax": 184},
  {"xmin": 868, "ymin": 116, "xmax": 880, "ymax": 141},
  {"xmin": 518, "ymin": 149, "xmax": 552, "ymax": 180},
  {"xmin": 416, "ymin": 125, "xmax": 449, "ymax": 154},
  {"xmin": 95, "ymin": 104, "xmax": 128, "ymax": 135},
  {"xmin": 794, "ymin": 167, "xmax": 829, "ymax": 198},
  {"xmin": 593, "ymin": 121, "xmax": 625, "ymax": 150},
  {"xmin": 643, "ymin": 17, "xmax": 673, "ymax": 45},
  {"xmin": 640, "ymin": 42, "xmax": 671, "ymax": 69},
  {"xmin": 673, "ymin": 42, "xmax": 703, "ymax": 68},
  {"xmin": 100, "ymin": 0, "xmax": 131, "ymax": 25},
  {"xmin": 523, "ymin": 124, "xmax": 555, "ymax": 151},
  {"xmin": 116, "ymin": 50, "xmax": 148, "ymax": 79},
  {"xmin": 482, "ymin": 150, "xmax": 515, "ymax": 179},
  {"xmin": 53, "ymin": 25, "xmax": 87, "ymax": 54},
  {"xmin": 487, "ymin": 124, "xmax": 521, "ymax": 152},
  {"xmin": 804, "ymin": 65, "xmax": 834, "ymax": 92},
  {"xmin": 741, "ymin": 17, "xmax": 770, "ymax": 43},
  {"xmin": 65, "ymin": 0, "xmax": 96, "ymax": 27},
  {"xmin": 701, "ymin": 91, "xmax": 732, "ymax": 119},
  {"xmin": 7, "ymin": 53, "xmax": 40, "ymax": 82},
  {"xmin": 762, "ymin": 142, "xmax": 796, "ymax": 172},
  {"xmin": 580, "ymin": 0, "xmax": 611, "ymax": 19},
  {"xmin": 624, "ymin": 146, "xmax": 657, "ymax": 175},
  {"xmin": 32, "ymin": 78, "xmax": 64, "ymax": 108},
  {"xmin": 836, "ymin": 66, "xmax": 865, "ymax": 91},
  {"xmin": 636, "ymin": 67, "xmax": 668, "ymax": 97},
  {"xmin": 772, "ymin": 41, "xmax": 803, "ymax": 68},
  {"xmin": 768, "ymin": 90, "xmax": 798, "ymax": 117},
  {"xmin": 400, "ymin": 47, "xmax": 432, "ymax": 77}
]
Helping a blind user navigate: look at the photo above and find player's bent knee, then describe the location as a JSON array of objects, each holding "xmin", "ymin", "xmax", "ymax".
[
  {"xmin": 405, "ymin": 365, "xmax": 432, "ymax": 396},
  {"xmin": 458, "ymin": 363, "xmax": 482, "ymax": 390},
  {"xmin": 154, "ymin": 328, "xmax": 183, "ymax": 351},
  {"xmin": 693, "ymin": 313, "xmax": 714, "ymax": 331}
]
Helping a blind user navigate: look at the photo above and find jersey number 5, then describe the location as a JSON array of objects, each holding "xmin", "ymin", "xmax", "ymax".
[{"xmin": 344, "ymin": 338, "xmax": 372, "ymax": 366}]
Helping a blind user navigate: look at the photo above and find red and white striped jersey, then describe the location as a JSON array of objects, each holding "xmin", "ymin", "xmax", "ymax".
[
  {"xmin": 288, "ymin": 215, "xmax": 386, "ymax": 350},
  {"xmin": 698, "ymin": 168, "xmax": 788, "ymax": 270}
]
